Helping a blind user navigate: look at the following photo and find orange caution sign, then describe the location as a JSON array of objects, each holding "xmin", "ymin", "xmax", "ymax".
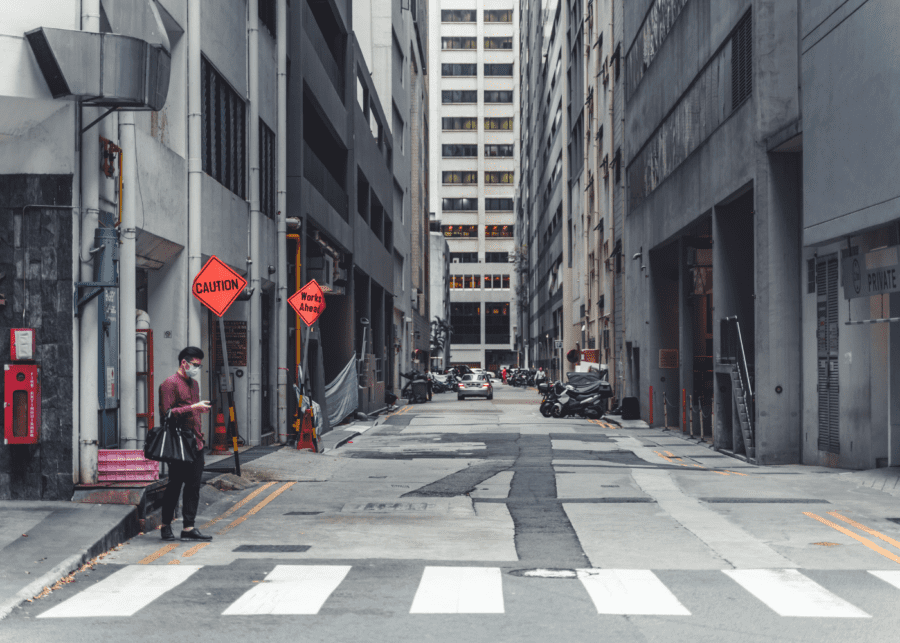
[
  {"xmin": 192, "ymin": 256, "xmax": 247, "ymax": 317},
  {"xmin": 288, "ymin": 279, "xmax": 326, "ymax": 327}
]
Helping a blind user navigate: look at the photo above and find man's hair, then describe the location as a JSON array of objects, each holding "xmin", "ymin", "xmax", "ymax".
[{"xmin": 178, "ymin": 346, "xmax": 204, "ymax": 364}]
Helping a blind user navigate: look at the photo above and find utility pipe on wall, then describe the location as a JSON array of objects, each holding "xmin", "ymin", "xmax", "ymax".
[
  {"xmin": 248, "ymin": 0, "xmax": 262, "ymax": 446},
  {"xmin": 79, "ymin": 0, "xmax": 101, "ymax": 484},
  {"xmin": 119, "ymin": 112, "xmax": 137, "ymax": 449},
  {"xmin": 187, "ymin": 0, "xmax": 202, "ymax": 347},
  {"xmin": 276, "ymin": 0, "xmax": 289, "ymax": 442}
]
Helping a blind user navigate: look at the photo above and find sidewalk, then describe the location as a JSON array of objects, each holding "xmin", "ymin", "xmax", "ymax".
[{"xmin": 0, "ymin": 501, "xmax": 136, "ymax": 619}]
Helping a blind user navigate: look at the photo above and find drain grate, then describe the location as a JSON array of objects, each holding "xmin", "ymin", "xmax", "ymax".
[
  {"xmin": 700, "ymin": 498, "xmax": 830, "ymax": 504},
  {"xmin": 232, "ymin": 545, "xmax": 311, "ymax": 553},
  {"xmin": 283, "ymin": 511, "xmax": 322, "ymax": 516}
]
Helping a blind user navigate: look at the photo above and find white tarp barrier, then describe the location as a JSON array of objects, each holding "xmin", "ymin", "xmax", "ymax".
[{"xmin": 324, "ymin": 353, "xmax": 358, "ymax": 426}]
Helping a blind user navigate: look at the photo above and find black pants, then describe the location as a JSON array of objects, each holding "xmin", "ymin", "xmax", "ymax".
[{"xmin": 161, "ymin": 451, "xmax": 205, "ymax": 529}]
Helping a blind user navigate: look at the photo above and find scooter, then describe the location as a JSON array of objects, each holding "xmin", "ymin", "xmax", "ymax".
[{"xmin": 538, "ymin": 381, "xmax": 559, "ymax": 417}]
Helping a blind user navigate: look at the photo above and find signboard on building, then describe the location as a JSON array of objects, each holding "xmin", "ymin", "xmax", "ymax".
[
  {"xmin": 842, "ymin": 247, "xmax": 900, "ymax": 300},
  {"xmin": 289, "ymin": 279, "xmax": 327, "ymax": 326},
  {"xmin": 192, "ymin": 256, "xmax": 247, "ymax": 316},
  {"xmin": 212, "ymin": 320, "xmax": 248, "ymax": 367}
]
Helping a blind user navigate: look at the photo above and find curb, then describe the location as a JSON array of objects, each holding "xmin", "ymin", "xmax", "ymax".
[
  {"xmin": 0, "ymin": 506, "xmax": 140, "ymax": 620},
  {"xmin": 333, "ymin": 432, "xmax": 360, "ymax": 450}
]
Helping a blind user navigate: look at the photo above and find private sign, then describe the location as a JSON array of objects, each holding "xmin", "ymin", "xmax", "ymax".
[
  {"xmin": 192, "ymin": 256, "xmax": 247, "ymax": 317},
  {"xmin": 289, "ymin": 279, "xmax": 326, "ymax": 326}
]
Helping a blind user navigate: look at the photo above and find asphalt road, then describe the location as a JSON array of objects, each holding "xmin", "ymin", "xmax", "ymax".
[{"xmin": 7, "ymin": 384, "xmax": 900, "ymax": 642}]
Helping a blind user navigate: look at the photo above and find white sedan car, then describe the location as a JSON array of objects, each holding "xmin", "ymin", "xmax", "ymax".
[{"xmin": 457, "ymin": 373, "xmax": 494, "ymax": 400}]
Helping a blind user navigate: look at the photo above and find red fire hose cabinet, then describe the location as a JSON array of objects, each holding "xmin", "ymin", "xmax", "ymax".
[{"xmin": 4, "ymin": 364, "xmax": 40, "ymax": 445}]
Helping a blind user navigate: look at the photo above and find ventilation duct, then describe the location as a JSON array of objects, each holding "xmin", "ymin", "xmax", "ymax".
[{"xmin": 25, "ymin": 28, "xmax": 170, "ymax": 111}]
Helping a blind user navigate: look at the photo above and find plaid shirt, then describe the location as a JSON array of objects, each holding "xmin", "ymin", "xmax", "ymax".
[{"xmin": 159, "ymin": 372, "xmax": 204, "ymax": 450}]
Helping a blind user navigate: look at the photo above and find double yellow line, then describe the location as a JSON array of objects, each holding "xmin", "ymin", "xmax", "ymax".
[
  {"xmin": 653, "ymin": 450, "xmax": 749, "ymax": 476},
  {"xmin": 139, "ymin": 481, "xmax": 296, "ymax": 565},
  {"xmin": 804, "ymin": 510, "xmax": 900, "ymax": 565},
  {"xmin": 588, "ymin": 419, "xmax": 617, "ymax": 429}
]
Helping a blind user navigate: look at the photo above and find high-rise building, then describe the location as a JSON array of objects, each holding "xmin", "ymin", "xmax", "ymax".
[{"xmin": 429, "ymin": 1, "xmax": 519, "ymax": 372}]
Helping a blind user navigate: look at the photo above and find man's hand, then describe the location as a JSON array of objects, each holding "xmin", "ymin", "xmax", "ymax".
[{"xmin": 192, "ymin": 400, "xmax": 212, "ymax": 413}]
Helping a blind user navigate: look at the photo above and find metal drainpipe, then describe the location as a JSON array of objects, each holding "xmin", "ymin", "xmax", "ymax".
[
  {"xmin": 276, "ymin": 0, "xmax": 289, "ymax": 443},
  {"xmin": 79, "ymin": 0, "xmax": 101, "ymax": 484},
  {"xmin": 119, "ymin": 112, "xmax": 137, "ymax": 450},
  {"xmin": 248, "ymin": 0, "xmax": 262, "ymax": 446},
  {"xmin": 72, "ymin": 102, "xmax": 82, "ymax": 485},
  {"xmin": 187, "ymin": 0, "xmax": 202, "ymax": 347}
]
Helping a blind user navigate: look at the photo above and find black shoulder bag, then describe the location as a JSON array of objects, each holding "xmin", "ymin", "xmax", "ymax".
[{"xmin": 144, "ymin": 411, "xmax": 196, "ymax": 464}]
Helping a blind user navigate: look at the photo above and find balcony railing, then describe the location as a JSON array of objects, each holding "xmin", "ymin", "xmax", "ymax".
[
  {"xmin": 304, "ymin": 3, "xmax": 345, "ymax": 100},
  {"xmin": 304, "ymin": 143, "xmax": 348, "ymax": 220}
]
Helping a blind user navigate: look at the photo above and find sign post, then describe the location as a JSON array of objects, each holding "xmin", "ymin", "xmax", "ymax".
[
  {"xmin": 288, "ymin": 280, "xmax": 326, "ymax": 447},
  {"xmin": 192, "ymin": 257, "xmax": 247, "ymax": 475}
]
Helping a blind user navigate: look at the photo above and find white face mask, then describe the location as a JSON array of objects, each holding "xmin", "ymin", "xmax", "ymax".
[{"xmin": 185, "ymin": 364, "xmax": 201, "ymax": 379}]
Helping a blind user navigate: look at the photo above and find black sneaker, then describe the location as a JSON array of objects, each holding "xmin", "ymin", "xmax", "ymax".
[
  {"xmin": 160, "ymin": 525, "xmax": 175, "ymax": 541},
  {"xmin": 180, "ymin": 528, "xmax": 213, "ymax": 541}
]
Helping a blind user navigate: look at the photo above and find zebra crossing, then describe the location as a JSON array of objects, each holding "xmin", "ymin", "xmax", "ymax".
[{"xmin": 33, "ymin": 565, "xmax": 900, "ymax": 619}]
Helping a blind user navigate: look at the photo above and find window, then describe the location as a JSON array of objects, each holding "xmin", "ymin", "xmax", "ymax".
[
  {"xmin": 442, "ymin": 37, "xmax": 476, "ymax": 50},
  {"xmin": 485, "ymin": 303, "xmax": 510, "ymax": 344},
  {"xmin": 450, "ymin": 275, "xmax": 463, "ymax": 289},
  {"xmin": 451, "ymin": 302, "xmax": 481, "ymax": 344},
  {"xmin": 485, "ymin": 172, "xmax": 514, "ymax": 184},
  {"xmin": 464, "ymin": 275, "xmax": 481, "ymax": 289},
  {"xmin": 442, "ymin": 144, "xmax": 478, "ymax": 158},
  {"xmin": 484, "ymin": 63, "xmax": 514, "ymax": 76},
  {"xmin": 485, "ymin": 252, "xmax": 509, "ymax": 263},
  {"xmin": 485, "ymin": 198, "xmax": 513, "ymax": 210},
  {"xmin": 484, "ymin": 145, "xmax": 514, "ymax": 158},
  {"xmin": 442, "ymin": 9, "xmax": 476, "ymax": 22},
  {"xmin": 259, "ymin": 119, "xmax": 276, "ymax": 219},
  {"xmin": 485, "ymin": 117, "xmax": 513, "ymax": 130},
  {"xmin": 442, "ymin": 116, "xmax": 478, "ymax": 130},
  {"xmin": 485, "ymin": 225, "xmax": 514, "ymax": 237},
  {"xmin": 484, "ymin": 9, "xmax": 513, "ymax": 22},
  {"xmin": 484, "ymin": 37, "xmax": 512, "ymax": 50},
  {"xmin": 259, "ymin": 0, "xmax": 276, "ymax": 36},
  {"xmin": 442, "ymin": 63, "xmax": 477, "ymax": 77},
  {"xmin": 202, "ymin": 57, "xmax": 246, "ymax": 198},
  {"xmin": 731, "ymin": 11, "xmax": 753, "ymax": 108},
  {"xmin": 484, "ymin": 90, "xmax": 513, "ymax": 103},
  {"xmin": 443, "ymin": 171, "xmax": 477, "ymax": 184},
  {"xmin": 451, "ymin": 252, "xmax": 479, "ymax": 263},
  {"xmin": 484, "ymin": 275, "xmax": 510, "ymax": 290},
  {"xmin": 443, "ymin": 198, "xmax": 477, "ymax": 211},
  {"xmin": 442, "ymin": 225, "xmax": 478, "ymax": 238},
  {"xmin": 443, "ymin": 90, "xmax": 477, "ymax": 104}
]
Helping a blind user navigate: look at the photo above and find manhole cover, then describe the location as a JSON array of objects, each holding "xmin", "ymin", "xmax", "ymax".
[{"xmin": 233, "ymin": 545, "xmax": 311, "ymax": 553}]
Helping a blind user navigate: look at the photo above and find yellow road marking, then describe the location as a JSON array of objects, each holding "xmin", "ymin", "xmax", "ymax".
[
  {"xmin": 201, "ymin": 481, "xmax": 278, "ymax": 530},
  {"xmin": 665, "ymin": 451, "xmax": 674, "ymax": 457},
  {"xmin": 167, "ymin": 559, "xmax": 181, "ymax": 565},
  {"xmin": 182, "ymin": 542, "xmax": 211, "ymax": 558},
  {"xmin": 138, "ymin": 543, "xmax": 178, "ymax": 565},
  {"xmin": 727, "ymin": 470, "xmax": 749, "ymax": 477},
  {"xmin": 827, "ymin": 512, "xmax": 900, "ymax": 551},
  {"xmin": 804, "ymin": 512, "xmax": 900, "ymax": 565},
  {"xmin": 218, "ymin": 482, "xmax": 297, "ymax": 535}
]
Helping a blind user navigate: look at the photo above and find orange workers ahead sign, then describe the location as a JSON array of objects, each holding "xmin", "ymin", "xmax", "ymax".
[
  {"xmin": 192, "ymin": 256, "xmax": 247, "ymax": 317},
  {"xmin": 288, "ymin": 279, "xmax": 326, "ymax": 326}
]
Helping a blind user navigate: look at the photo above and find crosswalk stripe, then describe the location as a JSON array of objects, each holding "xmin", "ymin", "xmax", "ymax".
[
  {"xmin": 724, "ymin": 569, "xmax": 870, "ymax": 618},
  {"xmin": 37, "ymin": 565, "xmax": 202, "ymax": 618},
  {"xmin": 409, "ymin": 567, "xmax": 504, "ymax": 614},
  {"xmin": 869, "ymin": 570, "xmax": 900, "ymax": 591},
  {"xmin": 222, "ymin": 565, "xmax": 351, "ymax": 615},
  {"xmin": 577, "ymin": 569, "xmax": 690, "ymax": 615}
]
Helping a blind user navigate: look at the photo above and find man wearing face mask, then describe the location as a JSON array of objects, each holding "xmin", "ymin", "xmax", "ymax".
[{"xmin": 158, "ymin": 346, "xmax": 213, "ymax": 541}]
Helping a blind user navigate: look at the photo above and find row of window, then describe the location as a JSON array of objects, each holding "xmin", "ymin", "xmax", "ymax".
[
  {"xmin": 442, "ymin": 90, "xmax": 513, "ymax": 104},
  {"xmin": 441, "ymin": 37, "xmax": 513, "ymax": 50},
  {"xmin": 441, "ymin": 9, "xmax": 512, "ymax": 23},
  {"xmin": 441, "ymin": 64, "xmax": 514, "ymax": 77},
  {"xmin": 442, "ymin": 144, "xmax": 514, "ymax": 158},
  {"xmin": 442, "ymin": 225, "xmax": 514, "ymax": 238},
  {"xmin": 441, "ymin": 117, "xmax": 514, "ymax": 131},
  {"xmin": 443, "ymin": 198, "xmax": 514, "ymax": 211},
  {"xmin": 449, "ymin": 275, "xmax": 511, "ymax": 289},
  {"xmin": 442, "ymin": 171, "xmax": 515, "ymax": 184},
  {"xmin": 451, "ymin": 252, "xmax": 509, "ymax": 263},
  {"xmin": 450, "ymin": 302, "xmax": 510, "ymax": 345}
]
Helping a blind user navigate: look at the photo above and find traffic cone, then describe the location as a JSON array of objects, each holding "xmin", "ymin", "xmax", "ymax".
[
  {"xmin": 296, "ymin": 409, "xmax": 317, "ymax": 451},
  {"xmin": 211, "ymin": 412, "xmax": 229, "ymax": 454}
]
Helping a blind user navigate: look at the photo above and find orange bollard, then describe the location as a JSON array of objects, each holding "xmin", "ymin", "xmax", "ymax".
[
  {"xmin": 211, "ymin": 413, "xmax": 230, "ymax": 454},
  {"xmin": 296, "ymin": 409, "xmax": 317, "ymax": 451}
]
